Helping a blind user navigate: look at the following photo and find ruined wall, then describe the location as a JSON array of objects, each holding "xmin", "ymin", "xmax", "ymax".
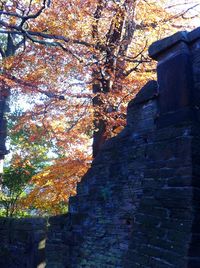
[
  {"xmin": 60, "ymin": 81, "xmax": 159, "ymax": 268},
  {"xmin": 0, "ymin": 217, "xmax": 47, "ymax": 268},
  {"xmin": 2, "ymin": 28, "xmax": 200, "ymax": 268},
  {"xmin": 0, "ymin": 215, "xmax": 71, "ymax": 268},
  {"xmin": 45, "ymin": 28, "xmax": 200, "ymax": 267},
  {"xmin": 45, "ymin": 214, "xmax": 70, "ymax": 267}
]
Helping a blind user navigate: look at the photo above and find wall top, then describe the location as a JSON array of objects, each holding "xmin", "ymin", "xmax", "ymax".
[{"xmin": 149, "ymin": 27, "xmax": 200, "ymax": 60}]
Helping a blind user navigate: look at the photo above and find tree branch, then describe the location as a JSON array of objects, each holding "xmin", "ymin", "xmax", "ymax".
[
  {"xmin": 0, "ymin": 19, "xmax": 93, "ymax": 48},
  {"xmin": 24, "ymin": 31, "xmax": 83, "ymax": 61},
  {"xmin": 162, "ymin": 3, "xmax": 200, "ymax": 23},
  {"xmin": 19, "ymin": 0, "xmax": 50, "ymax": 27},
  {"xmin": 92, "ymin": 0, "xmax": 105, "ymax": 41}
]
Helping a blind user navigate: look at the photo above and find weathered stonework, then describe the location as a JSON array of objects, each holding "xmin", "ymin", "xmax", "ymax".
[
  {"xmin": 45, "ymin": 27, "xmax": 200, "ymax": 267},
  {"xmin": 45, "ymin": 214, "xmax": 70, "ymax": 268},
  {"xmin": 2, "ymin": 27, "xmax": 200, "ymax": 268},
  {"xmin": 0, "ymin": 217, "xmax": 47, "ymax": 268},
  {"xmin": 0, "ymin": 215, "xmax": 71, "ymax": 268}
]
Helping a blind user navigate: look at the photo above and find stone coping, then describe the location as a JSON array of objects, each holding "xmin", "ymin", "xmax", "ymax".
[{"xmin": 149, "ymin": 27, "xmax": 200, "ymax": 60}]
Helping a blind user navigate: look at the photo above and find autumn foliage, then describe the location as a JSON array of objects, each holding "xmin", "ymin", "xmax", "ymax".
[{"xmin": 0, "ymin": 0, "xmax": 199, "ymax": 215}]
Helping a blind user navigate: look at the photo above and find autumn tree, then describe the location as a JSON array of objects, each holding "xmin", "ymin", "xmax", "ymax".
[
  {"xmin": 0, "ymin": 109, "xmax": 54, "ymax": 216},
  {"xmin": 0, "ymin": 0, "xmax": 199, "ymax": 214},
  {"xmin": 1, "ymin": 0, "xmax": 199, "ymax": 154},
  {"xmin": 0, "ymin": 155, "xmax": 35, "ymax": 217}
]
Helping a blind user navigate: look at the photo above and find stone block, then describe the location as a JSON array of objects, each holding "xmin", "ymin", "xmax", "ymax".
[{"xmin": 149, "ymin": 30, "xmax": 188, "ymax": 59}]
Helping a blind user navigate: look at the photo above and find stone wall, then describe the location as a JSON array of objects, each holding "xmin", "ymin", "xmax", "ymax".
[
  {"xmin": 45, "ymin": 27, "xmax": 200, "ymax": 267},
  {"xmin": 2, "ymin": 27, "xmax": 200, "ymax": 268},
  {"xmin": 45, "ymin": 214, "xmax": 70, "ymax": 268},
  {"xmin": 0, "ymin": 217, "xmax": 47, "ymax": 268},
  {"xmin": 0, "ymin": 215, "xmax": 71, "ymax": 268}
]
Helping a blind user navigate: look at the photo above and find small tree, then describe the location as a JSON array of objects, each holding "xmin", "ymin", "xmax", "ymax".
[
  {"xmin": 0, "ymin": 110, "xmax": 56, "ymax": 217},
  {"xmin": 0, "ymin": 156, "xmax": 35, "ymax": 217}
]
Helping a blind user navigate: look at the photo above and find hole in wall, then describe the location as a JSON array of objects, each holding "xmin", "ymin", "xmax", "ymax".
[
  {"xmin": 126, "ymin": 219, "xmax": 132, "ymax": 225},
  {"xmin": 123, "ymin": 217, "xmax": 134, "ymax": 226},
  {"xmin": 143, "ymin": 136, "xmax": 148, "ymax": 143}
]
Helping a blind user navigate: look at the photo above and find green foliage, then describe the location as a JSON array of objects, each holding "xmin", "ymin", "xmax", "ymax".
[
  {"xmin": 8, "ymin": 109, "xmax": 53, "ymax": 169},
  {"xmin": 0, "ymin": 108, "xmax": 60, "ymax": 217},
  {"xmin": 0, "ymin": 160, "xmax": 36, "ymax": 217}
]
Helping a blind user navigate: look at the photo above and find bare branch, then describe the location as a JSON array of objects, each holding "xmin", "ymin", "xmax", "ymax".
[
  {"xmin": 163, "ymin": 3, "xmax": 200, "ymax": 23},
  {"xmin": 0, "ymin": 0, "xmax": 50, "ymax": 21},
  {"xmin": 19, "ymin": 0, "xmax": 50, "ymax": 27},
  {"xmin": 165, "ymin": 2, "xmax": 199, "ymax": 10},
  {"xmin": 124, "ymin": 60, "xmax": 142, "ymax": 77},
  {"xmin": 24, "ymin": 31, "xmax": 83, "ymax": 62},
  {"xmin": 0, "ymin": 19, "xmax": 93, "ymax": 48},
  {"xmin": 125, "ymin": 40, "xmax": 148, "ymax": 62},
  {"xmin": 27, "ymin": 0, "xmax": 34, "ymax": 15},
  {"xmin": 1, "ymin": 72, "xmax": 92, "ymax": 100}
]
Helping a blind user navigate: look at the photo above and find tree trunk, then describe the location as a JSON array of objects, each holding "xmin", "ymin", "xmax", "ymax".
[
  {"xmin": 91, "ymin": 1, "xmax": 137, "ymax": 157},
  {"xmin": 92, "ymin": 71, "xmax": 109, "ymax": 158}
]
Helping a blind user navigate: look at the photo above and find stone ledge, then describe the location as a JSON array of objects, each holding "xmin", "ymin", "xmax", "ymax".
[
  {"xmin": 149, "ymin": 31, "xmax": 188, "ymax": 60},
  {"xmin": 188, "ymin": 27, "xmax": 200, "ymax": 43}
]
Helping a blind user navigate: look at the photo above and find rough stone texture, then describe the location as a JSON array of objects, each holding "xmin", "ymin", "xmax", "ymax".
[
  {"xmin": 45, "ymin": 214, "xmax": 70, "ymax": 268},
  {"xmin": 63, "ymin": 82, "xmax": 158, "ymax": 268},
  {"xmin": 2, "ymin": 27, "xmax": 200, "ymax": 268},
  {"xmin": 0, "ymin": 215, "xmax": 71, "ymax": 268},
  {"xmin": 0, "ymin": 217, "xmax": 47, "ymax": 268},
  {"xmin": 45, "ymin": 27, "xmax": 200, "ymax": 267},
  {"xmin": 149, "ymin": 31, "xmax": 188, "ymax": 60}
]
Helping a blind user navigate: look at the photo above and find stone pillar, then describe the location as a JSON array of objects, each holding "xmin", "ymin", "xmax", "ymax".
[
  {"xmin": 189, "ymin": 28, "xmax": 200, "ymax": 117},
  {"xmin": 149, "ymin": 31, "xmax": 194, "ymax": 128}
]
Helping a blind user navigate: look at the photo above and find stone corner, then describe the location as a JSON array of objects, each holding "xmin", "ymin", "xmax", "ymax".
[{"xmin": 149, "ymin": 30, "xmax": 188, "ymax": 60}]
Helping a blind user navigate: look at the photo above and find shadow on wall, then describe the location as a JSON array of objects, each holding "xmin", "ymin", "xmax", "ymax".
[{"xmin": 0, "ymin": 217, "xmax": 47, "ymax": 268}]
